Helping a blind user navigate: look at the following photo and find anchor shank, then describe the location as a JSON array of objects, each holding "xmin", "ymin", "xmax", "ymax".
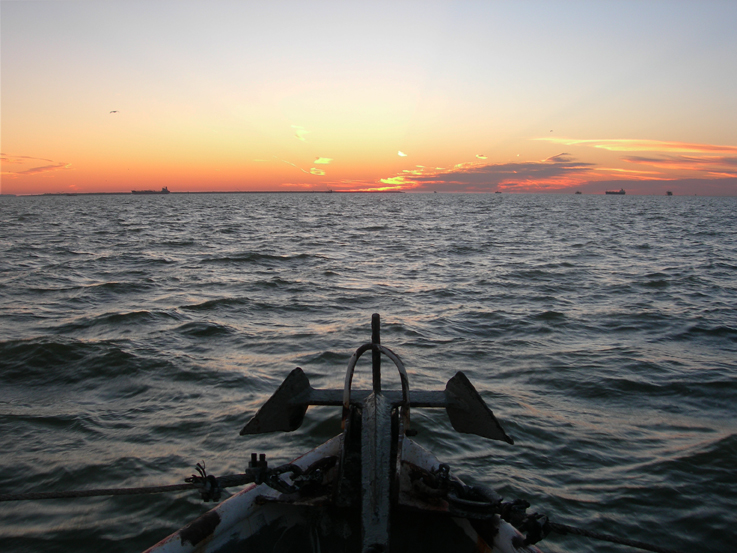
[
  {"xmin": 361, "ymin": 392, "xmax": 392, "ymax": 553},
  {"xmin": 371, "ymin": 313, "xmax": 381, "ymax": 394}
]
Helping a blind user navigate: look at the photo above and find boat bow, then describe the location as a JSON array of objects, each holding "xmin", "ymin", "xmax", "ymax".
[{"xmin": 146, "ymin": 314, "xmax": 539, "ymax": 553}]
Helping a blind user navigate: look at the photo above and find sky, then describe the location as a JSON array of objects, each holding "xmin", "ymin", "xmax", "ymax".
[{"xmin": 2, "ymin": 0, "xmax": 737, "ymax": 195}]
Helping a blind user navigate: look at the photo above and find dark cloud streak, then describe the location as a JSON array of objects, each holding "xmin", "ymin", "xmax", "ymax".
[
  {"xmin": 623, "ymin": 154, "xmax": 737, "ymax": 168},
  {"xmin": 405, "ymin": 153, "xmax": 596, "ymax": 192}
]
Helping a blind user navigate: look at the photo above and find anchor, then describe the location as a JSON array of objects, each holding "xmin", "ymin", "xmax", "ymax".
[{"xmin": 240, "ymin": 314, "xmax": 513, "ymax": 553}]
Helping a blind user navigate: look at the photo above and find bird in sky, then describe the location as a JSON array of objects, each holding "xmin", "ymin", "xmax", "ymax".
[{"xmin": 110, "ymin": 110, "xmax": 118, "ymax": 113}]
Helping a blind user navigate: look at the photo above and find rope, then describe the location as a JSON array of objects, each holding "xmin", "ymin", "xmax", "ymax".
[
  {"xmin": 0, "ymin": 462, "xmax": 689, "ymax": 553},
  {"xmin": 0, "ymin": 456, "xmax": 317, "ymax": 503},
  {"xmin": 549, "ymin": 522, "xmax": 687, "ymax": 553},
  {"xmin": 0, "ymin": 484, "xmax": 196, "ymax": 502},
  {"xmin": 0, "ymin": 474, "xmax": 255, "ymax": 503}
]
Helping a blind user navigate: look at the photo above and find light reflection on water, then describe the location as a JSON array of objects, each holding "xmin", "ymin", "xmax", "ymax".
[{"xmin": 0, "ymin": 192, "xmax": 735, "ymax": 552}]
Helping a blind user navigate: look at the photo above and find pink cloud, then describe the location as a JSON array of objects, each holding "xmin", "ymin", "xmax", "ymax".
[
  {"xmin": 381, "ymin": 153, "xmax": 597, "ymax": 192},
  {"xmin": 535, "ymin": 138, "xmax": 737, "ymax": 154},
  {"xmin": 622, "ymin": 154, "xmax": 737, "ymax": 175}
]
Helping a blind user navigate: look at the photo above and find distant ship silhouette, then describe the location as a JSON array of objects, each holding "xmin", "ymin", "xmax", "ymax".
[{"xmin": 132, "ymin": 187, "xmax": 170, "ymax": 194}]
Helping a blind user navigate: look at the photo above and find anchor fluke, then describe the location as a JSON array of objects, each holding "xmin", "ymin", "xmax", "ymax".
[
  {"xmin": 240, "ymin": 368, "xmax": 311, "ymax": 435},
  {"xmin": 445, "ymin": 371, "xmax": 514, "ymax": 444}
]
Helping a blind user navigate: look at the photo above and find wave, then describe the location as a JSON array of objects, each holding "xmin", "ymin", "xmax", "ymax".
[
  {"xmin": 0, "ymin": 337, "xmax": 147, "ymax": 385},
  {"xmin": 675, "ymin": 324, "xmax": 737, "ymax": 342},
  {"xmin": 532, "ymin": 310, "xmax": 567, "ymax": 321},
  {"xmin": 180, "ymin": 297, "xmax": 251, "ymax": 312},
  {"xmin": 199, "ymin": 252, "xmax": 322, "ymax": 265},
  {"xmin": 55, "ymin": 309, "xmax": 183, "ymax": 334},
  {"xmin": 668, "ymin": 432, "xmax": 737, "ymax": 473},
  {"xmin": 2, "ymin": 192, "xmax": 736, "ymax": 553},
  {"xmin": 174, "ymin": 321, "xmax": 233, "ymax": 338}
]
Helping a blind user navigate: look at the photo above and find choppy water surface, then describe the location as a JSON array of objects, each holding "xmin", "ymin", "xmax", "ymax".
[{"xmin": 1, "ymin": 193, "xmax": 735, "ymax": 552}]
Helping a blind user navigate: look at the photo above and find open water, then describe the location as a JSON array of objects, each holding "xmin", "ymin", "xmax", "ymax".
[{"xmin": 0, "ymin": 192, "xmax": 735, "ymax": 553}]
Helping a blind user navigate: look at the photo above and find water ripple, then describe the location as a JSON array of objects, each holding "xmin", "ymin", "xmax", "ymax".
[{"xmin": 0, "ymin": 193, "xmax": 735, "ymax": 552}]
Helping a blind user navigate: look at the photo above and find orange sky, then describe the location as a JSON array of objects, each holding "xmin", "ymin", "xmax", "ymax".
[{"xmin": 2, "ymin": 1, "xmax": 737, "ymax": 195}]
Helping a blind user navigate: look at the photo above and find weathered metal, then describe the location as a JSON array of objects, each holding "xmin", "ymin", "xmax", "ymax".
[
  {"xmin": 372, "ymin": 312, "xmax": 382, "ymax": 393},
  {"xmin": 342, "ymin": 343, "xmax": 410, "ymax": 413},
  {"xmin": 149, "ymin": 315, "xmax": 534, "ymax": 553},
  {"xmin": 242, "ymin": 369, "xmax": 512, "ymax": 443},
  {"xmin": 445, "ymin": 371, "xmax": 514, "ymax": 444},
  {"xmin": 361, "ymin": 392, "xmax": 392, "ymax": 553},
  {"xmin": 7, "ymin": 313, "xmax": 689, "ymax": 553},
  {"xmin": 239, "ymin": 368, "xmax": 310, "ymax": 434}
]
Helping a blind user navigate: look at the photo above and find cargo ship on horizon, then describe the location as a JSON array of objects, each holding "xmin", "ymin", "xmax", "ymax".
[{"xmin": 131, "ymin": 187, "xmax": 170, "ymax": 194}]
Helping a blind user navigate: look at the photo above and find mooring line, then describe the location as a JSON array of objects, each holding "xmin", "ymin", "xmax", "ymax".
[
  {"xmin": 0, "ymin": 473, "xmax": 255, "ymax": 502},
  {"xmin": 549, "ymin": 522, "xmax": 686, "ymax": 553}
]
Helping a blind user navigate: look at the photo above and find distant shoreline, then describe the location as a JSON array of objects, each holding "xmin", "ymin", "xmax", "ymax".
[
  {"xmin": 4, "ymin": 190, "xmax": 406, "ymax": 197},
  {"xmin": 2, "ymin": 191, "xmax": 730, "ymax": 197}
]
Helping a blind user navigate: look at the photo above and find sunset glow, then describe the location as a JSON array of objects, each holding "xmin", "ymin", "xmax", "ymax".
[{"xmin": 2, "ymin": 1, "xmax": 736, "ymax": 195}]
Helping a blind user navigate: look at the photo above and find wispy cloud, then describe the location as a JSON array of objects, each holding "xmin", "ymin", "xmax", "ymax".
[
  {"xmin": 279, "ymin": 158, "xmax": 312, "ymax": 174},
  {"xmin": 314, "ymin": 157, "xmax": 333, "ymax": 164},
  {"xmin": 527, "ymin": 138, "xmax": 737, "ymax": 189},
  {"xmin": 16, "ymin": 163, "xmax": 70, "ymax": 176},
  {"xmin": 0, "ymin": 154, "xmax": 70, "ymax": 178},
  {"xmin": 1, "ymin": 154, "xmax": 54, "ymax": 163},
  {"xmin": 292, "ymin": 125, "xmax": 309, "ymax": 141},
  {"xmin": 534, "ymin": 138, "xmax": 737, "ymax": 154},
  {"xmin": 398, "ymin": 151, "xmax": 407, "ymax": 157},
  {"xmin": 596, "ymin": 167, "xmax": 662, "ymax": 175},
  {"xmin": 622, "ymin": 154, "xmax": 737, "ymax": 175},
  {"xmin": 381, "ymin": 153, "xmax": 596, "ymax": 192},
  {"xmin": 277, "ymin": 157, "xmax": 327, "ymax": 177},
  {"xmin": 476, "ymin": 154, "xmax": 487, "ymax": 160}
]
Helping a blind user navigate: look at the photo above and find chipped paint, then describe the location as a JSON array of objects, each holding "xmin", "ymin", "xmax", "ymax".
[{"xmin": 179, "ymin": 511, "xmax": 221, "ymax": 547}]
